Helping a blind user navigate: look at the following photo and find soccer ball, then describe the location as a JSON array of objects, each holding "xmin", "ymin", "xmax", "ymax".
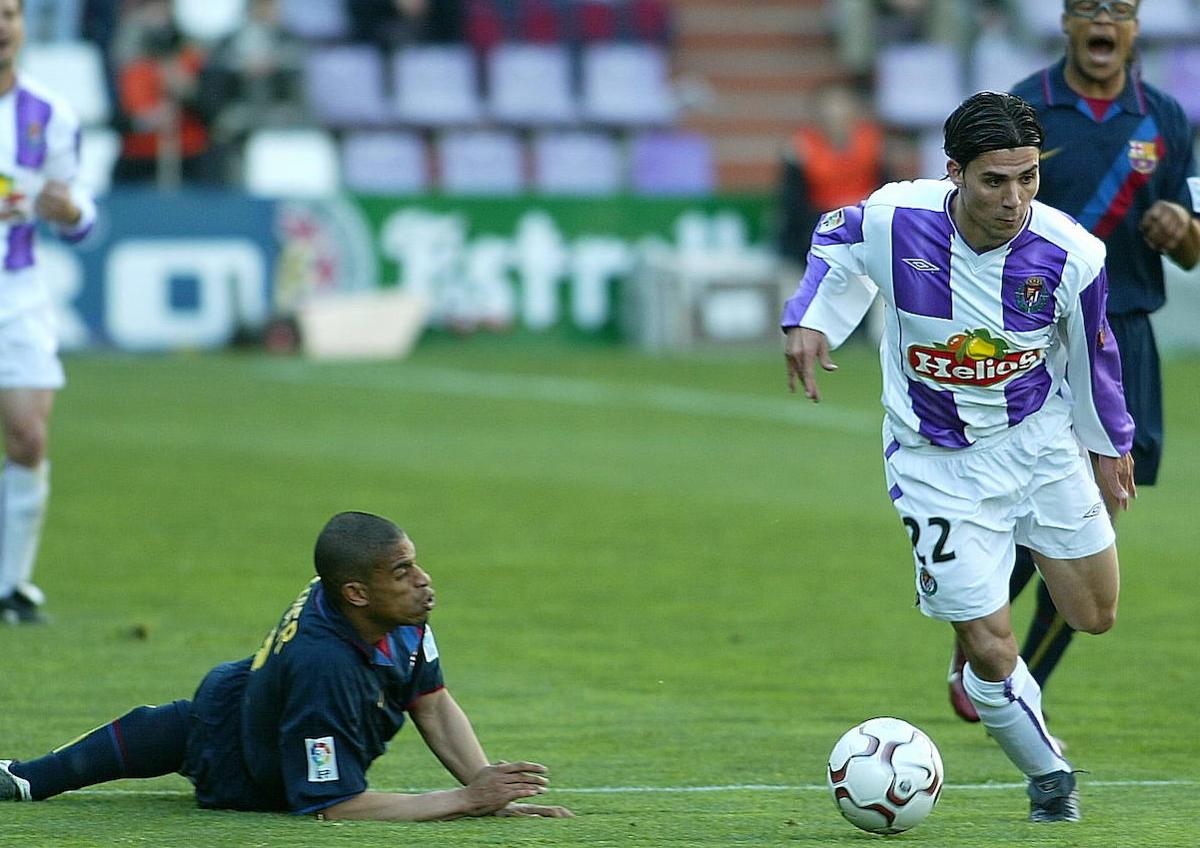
[{"xmin": 826, "ymin": 716, "xmax": 944, "ymax": 834}]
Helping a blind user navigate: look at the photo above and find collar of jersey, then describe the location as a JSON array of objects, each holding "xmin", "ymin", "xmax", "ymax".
[
  {"xmin": 311, "ymin": 582, "xmax": 408, "ymax": 667},
  {"xmin": 1044, "ymin": 56, "xmax": 1145, "ymax": 117}
]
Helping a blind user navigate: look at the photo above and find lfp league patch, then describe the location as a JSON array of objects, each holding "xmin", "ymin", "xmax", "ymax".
[
  {"xmin": 1188, "ymin": 176, "xmax": 1200, "ymax": 214},
  {"xmin": 306, "ymin": 736, "xmax": 339, "ymax": 782},
  {"xmin": 816, "ymin": 208, "xmax": 845, "ymax": 234}
]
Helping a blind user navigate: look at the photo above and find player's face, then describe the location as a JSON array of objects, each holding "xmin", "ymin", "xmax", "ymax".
[
  {"xmin": 1062, "ymin": 0, "xmax": 1139, "ymax": 95},
  {"xmin": 0, "ymin": 0, "xmax": 24, "ymax": 72},
  {"xmin": 947, "ymin": 147, "xmax": 1040, "ymax": 253},
  {"xmin": 365, "ymin": 535, "xmax": 436, "ymax": 628}
]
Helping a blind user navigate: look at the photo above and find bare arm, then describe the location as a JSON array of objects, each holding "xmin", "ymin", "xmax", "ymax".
[
  {"xmin": 1140, "ymin": 200, "xmax": 1200, "ymax": 269},
  {"xmin": 408, "ymin": 688, "xmax": 489, "ymax": 784},
  {"xmin": 319, "ymin": 761, "xmax": 552, "ymax": 821}
]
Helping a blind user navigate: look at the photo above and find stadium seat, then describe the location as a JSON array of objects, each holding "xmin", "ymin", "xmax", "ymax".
[
  {"xmin": 918, "ymin": 129, "xmax": 949, "ymax": 180},
  {"xmin": 1163, "ymin": 46, "xmax": 1200, "ymax": 123},
  {"xmin": 341, "ymin": 130, "xmax": 429, "ymax": 194},
  {"xmin": 486, "ymin": 44, "xmax": 576, "ymax": 126},
  {"xmin": 874, "ymin": 42, "xmax": 965, "ymax": 128},
  {"xmin": 580, "ymin": 44, "xmax": 676, "ymax": 125},
  {"xmin": 629, "ymin": 131, "xmax": 715, "ymax": 196},
  {"xmin": 464, "ymin": 0, "xmax": 507, "ymax": 55},
  {"xmin": 1134, "ymin": 0, "xmax": 1196, "ymax": 37},
  {"xmin": 970, "ymin": 35, "xmax": 1049, "ymax": 95},
  {"xmin": 437, "ymin": 129, "xmax": 525, "ymax": 195},
  {"xmin": 19, "ymin": 40, "xmax": 110, "ymax": 126},
  {"xmin": 575, "ymin": 0, "xmax": 618, "ymax": 42},
  {"xmin": 532, "ymin": 130, "xmax": 622, "ymax": 195},
  {"xmin": 277, "ymin": 0, "xmax": 349, "ymax": 40},
  {"xmin": 1012, "ymin": 0, "xmax": 1062, "ymax": 39},
  {"xmin": 174, "ymin": 0, "xmax": 246, "ymax": 42},
  {"xmin": 393, "ymin": 46, "xmax": 483, "ymax": 126},
  {"xmin": 629, "ymin": 0, "xmax": 672, "ymax": 43},
  {"xmin": 303, "ymin": 45, "xmax": 392, "ymax": 127},
  {"xmin": 243, "ymin": 128, "xmax": 341, "ymax": 197},
  {"xmin": 77, "ymin": 126, "xmax": 121, "ymax": 196},
  {"xmin": 516, "ymin": 0, "xmax": 563, "ymax": 43}
]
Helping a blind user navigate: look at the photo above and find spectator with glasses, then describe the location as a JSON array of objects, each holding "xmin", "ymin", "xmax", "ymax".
[{"xmin": 946, "ymin": 0, "xmax": 1200, "ymax": 736}]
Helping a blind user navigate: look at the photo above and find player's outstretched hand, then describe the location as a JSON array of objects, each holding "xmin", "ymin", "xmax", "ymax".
[
  {"xmin": 785, "ymin": 326, "xmax": 837, "ymax": 402},
  {"xmin": 496, "ymin": 802, "xmax": 576, "ymax": 818},
  {"xmin": 1096, "ymin": 452, "xmax": 1136, "ymax": 513},
  {"xmin": 1139, "ymin": 200, "xmax": 1189, "ymax": 254},
  {"xmin": 463, "ymin": 761, "xmax": 550, "ymax": 817},
  {"xmin": 34, "ymin": 180, "xmax": 81, "ymax": 227}
]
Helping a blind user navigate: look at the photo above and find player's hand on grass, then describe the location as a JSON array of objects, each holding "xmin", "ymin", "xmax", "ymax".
[
  {"xmin": 1095, "ymin": 452, "xmax": 1136, "ymax": 513},
  {"xmin": 34, "ymin": 180, "xmax": 81, "ymax": 227},
  {"xmin": 785, "ymin": 326, "xmax": 837, "ymax": 402},
  {"xmin": 462, "ymin": 761, "xmax": 549, "ymax": 816},
  {"xmin": 495, "ymin": 802, "xmax": 575, "ymax": 818},
  {"xmin": 1139, "ymin": 200, "xmax": 1189, "ymax": 254}
]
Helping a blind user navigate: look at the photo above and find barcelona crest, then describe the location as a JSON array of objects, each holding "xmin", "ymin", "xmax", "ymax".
[
  {"xmin": 1015, "ymin": 275, "xmax": 1049, "ymax": 313},
  {"xmin": 1127, "ymin": 139, "xmax": 1159, "ymax": 175}
]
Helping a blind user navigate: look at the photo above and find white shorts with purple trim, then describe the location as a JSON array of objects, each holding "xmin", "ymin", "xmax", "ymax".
[
  {"xmin": 0, "ymin": 306, "xmax": 65, "ymax": 389},
  {"xmin": 882, "ymin": 404, "xmax": 1115, "ymax": 622}
]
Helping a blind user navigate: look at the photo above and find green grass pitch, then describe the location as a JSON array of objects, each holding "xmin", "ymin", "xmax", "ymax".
[{"xmin": 1, "ymin": 336, "xmax": 1197, "ymax": 847}]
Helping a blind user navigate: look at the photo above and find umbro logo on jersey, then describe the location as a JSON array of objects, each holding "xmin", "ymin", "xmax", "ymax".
[
  {"xmin": 1082, "ymin": 502, "xmax": 1103, "ymax": 519},
  {"xmin": 901, "ymin": 258, "xmax": 941, "ymax": 272}
]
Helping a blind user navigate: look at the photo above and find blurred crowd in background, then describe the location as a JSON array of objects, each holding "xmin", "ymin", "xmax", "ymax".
[{"xmin": 22, "ymin": 1, "xmax": 1200, "ymax": 218}]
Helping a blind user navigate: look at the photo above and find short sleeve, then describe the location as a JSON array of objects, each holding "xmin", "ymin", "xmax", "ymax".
[{"xmin": 276, "ymin": 660, "xmax": 372, "ymax": 814}]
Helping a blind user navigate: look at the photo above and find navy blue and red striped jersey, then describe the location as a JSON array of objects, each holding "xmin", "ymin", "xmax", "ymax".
[{"xmin": 1012, "ymin": 58, "xmax": 1199, "ymax": 315}]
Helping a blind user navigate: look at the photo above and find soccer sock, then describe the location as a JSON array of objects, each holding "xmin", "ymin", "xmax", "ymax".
[
  {"xmin": 0, "ymin": 460, "xmax": 50, "ymax": 596},
  {"xmin": 1021, "ymin": 579, "xmax": 1076, "ymax": 689},
  {"xmin": 9, "ymin": 701, "xmax": 191, "ymax": 800},
  {"xmin": 962, "ymin": 657, "xmax": 1069, "ymax": 778}
]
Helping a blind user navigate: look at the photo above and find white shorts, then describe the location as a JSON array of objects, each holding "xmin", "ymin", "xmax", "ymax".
[
  {"xmin": 883, "ymin": 406, "xmax": 1115, "ymax": 622},
  {"xmin": 0, "ymin": 308, "xmax": 65, "ymax": 390}
]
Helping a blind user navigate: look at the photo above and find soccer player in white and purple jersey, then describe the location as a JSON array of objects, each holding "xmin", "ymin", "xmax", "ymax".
[
  {"xmin": 0, "ymin": 0, "xmax": 96, "ymax": 625},
  {"xmin": 781, "ymin": 92, "xmax": 1135, "ymax": 823}
]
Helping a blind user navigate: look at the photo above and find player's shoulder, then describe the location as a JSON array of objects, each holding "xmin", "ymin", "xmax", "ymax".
[
  {"xmin": 1134, "ymin": 76, "xmax": 1191, "ymax": 129},
  {"xmin": 866, "ymin": 179, "xmax": 952, "ymax": 213},
  {"xmin": 13, "ymin": 74, "xmax": 81, "ymax": 126},
  {"xmin": 1028, "ymin": 200, "xmax": 1105, "ymax": 274}
]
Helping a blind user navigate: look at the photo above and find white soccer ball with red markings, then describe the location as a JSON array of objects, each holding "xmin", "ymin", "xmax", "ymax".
[{"xmin": 826, "ymin": 717, "xmax": 944, "ymax": 834}]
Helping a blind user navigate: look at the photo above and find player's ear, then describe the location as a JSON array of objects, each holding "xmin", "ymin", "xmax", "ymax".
[
  {"xmin": 341, "ymin": 580, "xmax": 370, "ymax": 608},
  {"xmin": 946, "ymin": 159, "xmax": 964, "ymax": 187}
]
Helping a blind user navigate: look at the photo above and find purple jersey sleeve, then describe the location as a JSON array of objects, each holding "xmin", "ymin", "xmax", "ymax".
[{"xmin": 1069, "ymin": 269, "xmax": 1134, "ymax": 455}]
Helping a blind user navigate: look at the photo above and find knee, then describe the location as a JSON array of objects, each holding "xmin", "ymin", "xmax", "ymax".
[
  {"xmin": 962, "ymin": 635, "xmax": 1019, "ymax": 681},
  {"xmin": 3, "ymin": 418, "xmax": 48, "ymax": 466},
  {"xmin": 1069, "ymin": 605, "xmax": 1117, "ymax": 635}
]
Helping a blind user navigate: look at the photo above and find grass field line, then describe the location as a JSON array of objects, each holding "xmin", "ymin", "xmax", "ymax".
[
  {"xmin": 73, "ymin": 779, "xmax": 1197, "ymax": 799},
  {"xmin": 254, "ymin": 361, "xmax": 880, "ymax": 434}
]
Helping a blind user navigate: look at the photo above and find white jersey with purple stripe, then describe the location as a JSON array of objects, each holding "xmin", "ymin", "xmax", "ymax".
[
  {"xmin": 781, "ymin": 179, "xmax": 1134, "ymax": 457},
  {"xmin": 0, "ymin": 75, "xmax": 96, "ymax": 322}
]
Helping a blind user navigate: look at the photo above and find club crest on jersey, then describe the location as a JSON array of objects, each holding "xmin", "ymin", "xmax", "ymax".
[
  {"xmin": 919, "ymin": 567, "xmax": 937, "ymax": 596},
  {"xmin": 908, "ymin": 328, "xmax": 1042, "ymax": 387},
  {"xmin": 816, "ymin": 208, "xmax": 845, "ymax": 233},
  {"xmin": 1014, "ymin": 276, "xmax": 1049, "ymax": 313},
  {"xmin": 1127, "ymin": 140, "xmax": 1159, "ymax": 175}
]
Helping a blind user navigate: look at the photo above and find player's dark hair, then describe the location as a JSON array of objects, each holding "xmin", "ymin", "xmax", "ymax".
[
  {"xmin": 943, "ymin": 91, "xmax": 1044, "ymax": 170},
  {"xmin": 315, "ymin": 511, "xmax": 405, "ymax": 596}
]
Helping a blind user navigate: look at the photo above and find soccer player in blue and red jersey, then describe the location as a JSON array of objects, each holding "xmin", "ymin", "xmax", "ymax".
[
  {"xmin": 947, "ymin": 0, "xmax": 1200, "ymax": 728},
  {"xmin": 1, "ymin": 512, "xmax": 573, "ymax": 821}
]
